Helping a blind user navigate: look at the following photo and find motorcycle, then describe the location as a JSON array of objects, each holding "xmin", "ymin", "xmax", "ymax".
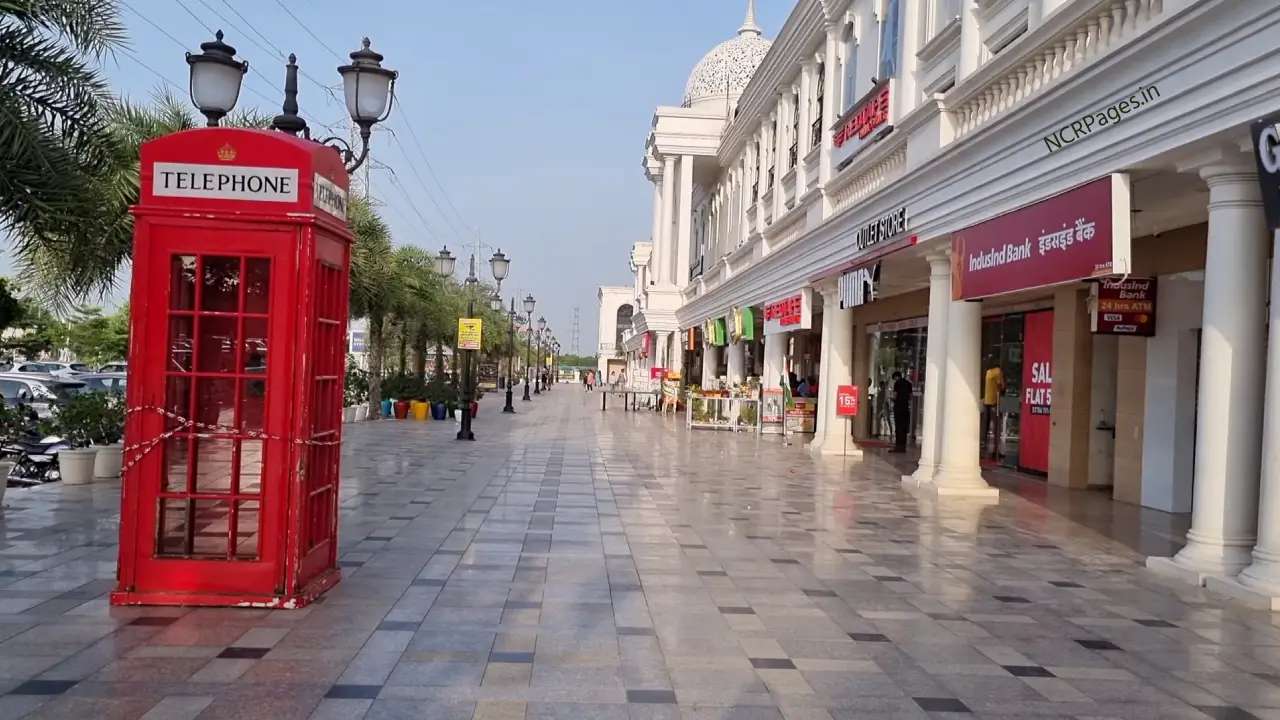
[{"xmin": 2, "ymin": 431, "xmax": 69, "ymax": 487}]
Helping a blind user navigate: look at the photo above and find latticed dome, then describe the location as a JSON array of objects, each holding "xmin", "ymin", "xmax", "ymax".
[{"xmin": 682, "ymin": 1, "xmax": 772, "ymax": 111}]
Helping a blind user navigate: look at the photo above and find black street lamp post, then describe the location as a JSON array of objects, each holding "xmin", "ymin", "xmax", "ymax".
[
  {"xmin": 534, "ymin": 316, "xmax": 547, "ymax": 394},
  {"xmin": 188, "ymin": 31, "xmax": 397, "ymax": 174},
  {"xmin": 436, "ymin": 247, "xmax": 509, "ymax": 441},
  {"xmin": 503, "ymin": 297, "xmax": 517, "ymax": 413},
  {"xmin": 522, "ymin": 295, "xmax": 535, "ymax": 401}
]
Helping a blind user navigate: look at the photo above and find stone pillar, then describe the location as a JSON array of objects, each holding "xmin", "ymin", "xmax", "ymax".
[
  {"xmin": 676, "ymin": 155, "xmax": 694, "ymax": 288},
  {"xmin": 818, "ymin": 21, "xmax": 840, "ymax": 203},
  {"xmin": 1048, "ymin": 287, "xmax": 1093, "ymax": 488},
  {"xmin": 811, "ymin": 286, "xmax": 858, "ymax": 456},
  {"xmin": 798, "ymin": 62, "xmax": 814, "ymax": 157},
  {"xmin": 659, "ymin": 155, "xmax": 677, "ymax": 285},
  {"xmin": 1213, "ymin": 230, "xmax": 1280, "ymax": 609},
  {"xmin": 1148, "ymin": 157, "xmax": 1268, "ymax": 584},
  {"xmin": 669, "ymin": 331, "xmax": 685, "ymax": 380},
  {"xmin": 906, "ymin": 250, "xmax": 952, "ymax": 489},
  {"xmin": 957, "ymin": 0, "xmax": 982, "ymax": 81},
  {"xmin": 927, "ymin": 298, "xmax": 999, "ymax": 499},
  {"xmin": 1087, "ymin": 334, "xmax": 1119, "ymax": 489},
  {"xmin": 727, "ymin": 341, "xmax": 746, "ymax": 384},
  {"xmin": 650, "ymin": 177, "xmax": 664, "ymax": 287},
  {"xmin": 763, "ymin": 331, "xmax": 786, "ymax": 388},
  {"xmin": 702, "ymin": 341, "xmax": 721, "ymax": 386}
]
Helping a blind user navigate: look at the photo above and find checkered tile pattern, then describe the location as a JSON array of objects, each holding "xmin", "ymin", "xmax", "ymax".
[{"xmin": 0, "ymin": 391, "xmax": 1269, "ymax": 719}]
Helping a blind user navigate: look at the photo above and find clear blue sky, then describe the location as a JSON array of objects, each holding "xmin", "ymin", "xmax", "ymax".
[{"xmin": 11, "ymin": 0, "xmax": 791, "ymax": 351}]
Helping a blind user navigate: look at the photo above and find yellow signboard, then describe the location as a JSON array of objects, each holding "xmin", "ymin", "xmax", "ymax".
[{"xmin": 457, "ymin": 318, "xmax": 482, "ymax": 351}]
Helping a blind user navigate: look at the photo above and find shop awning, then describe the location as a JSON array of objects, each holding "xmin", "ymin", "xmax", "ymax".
[{"xmin": 740, "ymin": 307, "xmax": 756, "ymax": 341}]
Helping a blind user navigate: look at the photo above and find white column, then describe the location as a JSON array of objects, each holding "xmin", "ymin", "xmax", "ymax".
[
  {"xmin": 1215, "ymin": 229, "xmax": 1280, "ymax": 609},
  {"xmin": 927, "ymin": 297, "xmax": 999, "ymax": 499},
  {"xmin": 659, "ymin": 155, "xmax": 677, "ymax": 285},
  {"xmin": 905, "ymin": 250, "xmax": 952, "ymax": 489},
  {"xmin": 798, "ymin": 62, "xmax": 813, "ymax": 157},
  {"xmin": 675, "ymin": 155, "xmax": 694, "ymax": 288},
  {"xmin": 702, "ymin": 340, "xmax": 721, "ymax": 385},
  {"xmin": 772, "ymin": 95, "xmax": 785, "ymax": 216},
  {"xmin": 1149, "ymin": 159, "xmax": 1268, "ymax": 585},
  {"xmin": 811, "ymin": 286, "xmax": 858, "ymax": 456},
  {"xmin": 727, "ymin": 341, "xmax": 746, "ymax": 384},
  {"xmin": 764, "ymin": 331, "xmax": 786, "ymax": 389},
  {"xmin": 817, "ymin": 22, "xmax": 840, "ymax": 204},
  {"xmin": 669, "ymin": 332, "xmax": 685, "ymax": 378},
  {"xmin": 957, "ymin": 0, "xmax": 982, "ymax": 81}
]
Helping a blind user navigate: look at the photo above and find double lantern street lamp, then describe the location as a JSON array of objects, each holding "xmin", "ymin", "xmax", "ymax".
[
  {"xmin": 522, "ymin": 294, "xmax": 536, "ymax": 402},
  {"xmin": 435, "ymin": 247, "xmax": 509, "ymax": 441},
  {"xmin": 186, "ymin": 30, "xmax": 397, "ymax": 173},
  {"xmin": 534, "ymin": 316, "xmax": 547, "ymax": 395},
  {"xmin": 494, "ymin": 294, "xmax": 519, "ymax": 414}
]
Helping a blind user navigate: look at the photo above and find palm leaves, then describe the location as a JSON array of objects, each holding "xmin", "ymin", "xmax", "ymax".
[{"xmin": 0, "ymin": 0, "xmax": 121, "ymax": 251}]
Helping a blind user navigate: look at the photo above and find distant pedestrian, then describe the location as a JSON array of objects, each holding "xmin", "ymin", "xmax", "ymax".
[
  {"xmin": 983, "ymin": 354, "xmax": 1004, "ymax": 459},
  {"xmin": 889, "ymin": 370, "xmax": 912, "ymax": 453}
]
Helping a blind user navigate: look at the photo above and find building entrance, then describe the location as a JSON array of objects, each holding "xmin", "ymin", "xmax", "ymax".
[{"xmin": 868, "ymin": 321, "xmax": 926, "ymax": 445}]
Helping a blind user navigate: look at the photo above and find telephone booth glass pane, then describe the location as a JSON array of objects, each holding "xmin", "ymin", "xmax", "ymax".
[
  {"xmin": 156, "ymin": 253, "xmax": 271, "ymax": 561},
  {"xmin": 304, "ymin": 262, "xmax": 343, "ymax": 553}
]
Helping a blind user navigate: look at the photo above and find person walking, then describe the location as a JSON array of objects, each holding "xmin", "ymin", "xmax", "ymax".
[
  {"xmin": 982, "ymin": 354, "xmax": 1004, "ymax": 460},
  {"xmin": 889, "ymin": 370, "xmax": 913, "ymax": 453}
]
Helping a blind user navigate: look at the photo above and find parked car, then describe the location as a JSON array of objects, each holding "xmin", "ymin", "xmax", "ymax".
[
  {"xmin": 0, "ymin": 361, "xmax": 89, "ymax": 377},
  {"xmin": 76, "ymin": 373, "xmax": 126, "ymax": 394},
  {"xmin": 97, "ymin": 362, "xmax": 127, "ymax": 373},
  {"xmin": 0, "ymin": 373, "xmax": 87, "ymax": 419}
]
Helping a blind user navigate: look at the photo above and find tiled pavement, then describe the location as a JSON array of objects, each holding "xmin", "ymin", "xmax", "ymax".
[{"xmin": 0, "ymin": 390, "xmax": 1275, "ymax": 718}]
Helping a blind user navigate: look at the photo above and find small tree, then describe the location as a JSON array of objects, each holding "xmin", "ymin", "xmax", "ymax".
[{"xmin": 53, "ymin": 391, "xmax": 121, "ymax": 447}]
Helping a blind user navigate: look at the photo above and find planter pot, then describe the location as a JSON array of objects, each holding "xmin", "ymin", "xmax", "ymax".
[
  {"xmin": 470, "ymin": 400, "xmax": 479, "ymax": 418},
  {"xmin": 342, "ymin": 406, "xmax": 357, "ymax": 423},
  {"xmin": 93, "ymin": 444, "xmax": 123, "ymax": 480},
  {"xmin": 411, "ymin": 401, "xmax": 429, "ymax": 421},
  {"xmin": 431, "ymin": 402, "xmax": 447, "ymax": 420},
  {"xmin": 380, "ymin": 399, "xmax": 393, "ymax": 417},
  {"xmin": 393, "ymin": 400, "xmax": 410, "ymax": 419},
  {"xmin": 354, "ymin": 404, "xmax": 369, "ymax": 422},
  {"xmin": 59, "ymin": 448, "xmax": 97, "ymax": 486}
]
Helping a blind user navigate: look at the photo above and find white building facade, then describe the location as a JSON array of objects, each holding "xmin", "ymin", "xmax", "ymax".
[{"xmin": 601, "ymin": 0, "xmax": 1280, "ymax": 608}]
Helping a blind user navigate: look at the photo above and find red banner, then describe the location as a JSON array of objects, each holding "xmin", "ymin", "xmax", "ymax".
[
  {"xmin": 952, "ymin": 175, "xmax": 1131, "ymax": 300},
  {"xmin": 1020, "ymin": 311, "xmax": 1053, "ymax": 474},
  {"xmin": 836, "ymin": 385, "xmax": 859, "ymax": 417}
]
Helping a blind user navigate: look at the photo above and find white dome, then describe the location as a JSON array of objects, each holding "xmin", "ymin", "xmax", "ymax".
[{"xmin": 682, "ymin": 2, "xmax": 772, "ymax": 110}]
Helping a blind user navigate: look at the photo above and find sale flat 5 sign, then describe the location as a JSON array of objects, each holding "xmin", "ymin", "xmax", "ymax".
[
  {"xmin": 457, "ymin": 318, "xmax": 482, "ymax": 351},
  {"xmin": 836, "ymin": 385, "xmax": 859, "ymax": 417}
]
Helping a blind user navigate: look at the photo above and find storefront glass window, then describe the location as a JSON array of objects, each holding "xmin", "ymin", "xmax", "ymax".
[
  {"xmin": 869, "ymin": 325, "xmax": 926, "ymax": 444},
  {"xmin": 982, "ymin": 314, "xmax": 1026, "ymax": 469}
]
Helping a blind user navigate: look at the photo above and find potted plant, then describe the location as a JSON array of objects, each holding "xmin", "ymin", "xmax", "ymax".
[
  {"xmin": 0, "ymin": 403, "xmax": 27, "ymax": 501},
  {"xmin": 92, "ymin": 394, "xmax": 125, "ymax": 481},
  {"xmin": 52, "ymin": 392, "xmax": 115, "ymax": 485},
  {"xmin": 344, "ymin": 365, "xmax": 369, "ymax": 423},
  {"xmin": 425, "ymin": 377, "xmax": 450, "ymax": 420}
]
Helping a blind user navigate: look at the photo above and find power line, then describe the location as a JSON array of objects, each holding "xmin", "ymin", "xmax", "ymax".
[
  {"xmin": 270, "ymin": 0, "xmax": 345, "ymax": 61},
  {"xmin": 384, "ymin": 127, "xmax": 465, "ymax": 238},
  {"xmin": 116, "ymin": 49, "xmax": 184, "ymax": 92},
  {"xmin": 377, "ymin": 163, "xmax": 440, "ymax": 242},
  {"xmin": 397, "ymin": 118, "xmax": 472, "ymax": 234}
]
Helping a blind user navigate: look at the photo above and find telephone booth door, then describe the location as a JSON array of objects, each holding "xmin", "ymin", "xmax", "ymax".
[{"xmin": 122, "ymin": 221, "xmax": 295, "ymax": 601}]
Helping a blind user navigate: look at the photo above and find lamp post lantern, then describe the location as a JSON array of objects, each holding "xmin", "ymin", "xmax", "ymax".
[
  {"xmin": 186, "ymin": 31, "xmax": 248, "ymax": 127},
  {"xmin": 522, "ymin": 295, "xmax": 535, "ymax": 401},
  {"xmin": 504, "ymin": 297, "xmax": 517, "ymax": 414}
]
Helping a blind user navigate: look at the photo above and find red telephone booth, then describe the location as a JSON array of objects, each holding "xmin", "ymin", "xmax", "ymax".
[{"xmin": 112, "ymin": 127, "xmax": 352, "ymax": 608}]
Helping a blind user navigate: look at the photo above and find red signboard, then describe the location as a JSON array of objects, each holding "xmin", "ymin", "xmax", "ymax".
[
  {"xmin": 834, "ymin": 81, "xmax": 890, "ymax": 149},
  {"xmin": 764, "ymin": 296, "xmax": 803, "ymax": 325},
  {"xmin": 836, "ymin": 385, "xmax": 859, "ymax": 417},
  {"xmin": 640, "ymin": 331, "xmax": 652, "ymax": 358},
  {"xmin": 952, "ymin": 175, "xmax": 1132, "ymax": 300},
  {"xmin": 650, "ymin": 367, "xmax": 667, "ymax": 380},
  {"xmin": 1020, "ymin": 311, "xmax": 1054, "ymax": 474},
  {"xmin": 1091, "ymin": 277, "xmax": 1156, "ymax": 336}
]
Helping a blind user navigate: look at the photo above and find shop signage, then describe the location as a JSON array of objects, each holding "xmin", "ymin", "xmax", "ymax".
[
  {"xmin": 457, "ymin": 318, "xmax": 482, "ymax": 351},
  {"xmin": 762, "ymin": 388, "xmax": 785, "ymax": 425},
  {"xmin": 312, "ymin": 173, "xmax": 348, "ymax": 220},
  {"xmin": 839, "ymin": 261, "xmax": 880, "ymax": 309},
  {"xmin": 1251, "ymin": 110, "xmax": 1280, "ymax": 231},
  {"xmin": 1020, "ymin": 311, "xmax": 1054, "ymax": 474},
  {"xmin": 152, "ymin": 162, "xmax": 298, "ymax": 203},
  {"xmin": 349, "ymin": 330, "xmax": 366, "ymax": 353},
  {"xmin": 832, "ymin": 80, "xmax": 892, "ymax": 169},
  {"xmin": 1091, "ymin": 277, "xmax": 1156, "ymax": 336},
  {"xmin": 641, "ymin": 331, "xmax": 652, "ymax": 357},
  {"xmin": 952, "ymin": 174, "xmax": 1133, "ymax": 300},
  {"xmin": 650, "ymin": 367, "xmax": 667, "ymax": 380},
  {"xmin": 853, "ymin": 207, "xmax": 908, "ymax": 252},
  {"xmin": 836, "ymin": 385, "xmax": 859, "ymax": 417},
  {"xmin": 763, "ymin": 288, "xmax": 813, "ymax": 335}
]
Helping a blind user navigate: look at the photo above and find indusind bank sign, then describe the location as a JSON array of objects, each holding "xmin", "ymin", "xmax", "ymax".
[{"xmin": 951, "ymin": 174, "xmax": 1133, "ymax": 300}]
